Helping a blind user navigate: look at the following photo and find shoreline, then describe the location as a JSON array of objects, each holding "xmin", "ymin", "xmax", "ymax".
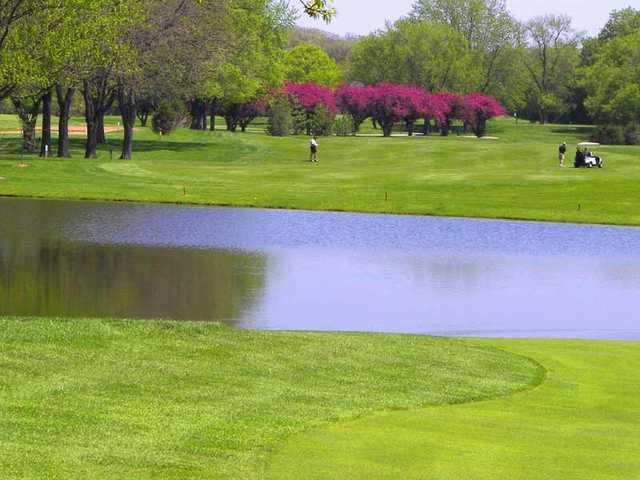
[{"xmin": 3, "ymin": 192, "xmax": 640, "ymax": 230}]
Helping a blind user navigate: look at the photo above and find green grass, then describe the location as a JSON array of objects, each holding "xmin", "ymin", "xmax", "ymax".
[
  {"xmin": 0, "ymin": 317, "xmax": 544, "ymax": 480},
  {"xmin": 267, "ymin": 339, "xmax": 640, "ymax": 479},
  {"xmin": 1, "ymin": 115, "xmax": 640, "ymax": 225}
]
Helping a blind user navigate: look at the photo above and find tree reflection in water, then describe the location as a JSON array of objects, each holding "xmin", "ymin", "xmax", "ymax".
[{"xmin": 0, "ymin": 238, "xmax": 266, "ymax": 323}]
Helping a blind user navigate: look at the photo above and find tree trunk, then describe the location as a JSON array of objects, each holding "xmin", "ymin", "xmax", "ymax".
[
  {"xmin": 12, "ymin": 96, "xmax": 41, "ymax": 153},
  {"xmin": 382, "ymin": 120, "xmax": 393, "ymax": 137},
  {"xmin": 201, "ymin": 103, "xmax": 208, "ymax": 131},
  {"xmin": 190, "ymin": 99, "xmax": 207, "ymax": 130},
  {"xmin": 21, "ymin": 116, "xmax": 38, "ymax": 153},
  {"xmin": 56, "ymin": 85, "xmax": 74, "ymax": 158},
  {"xmin": 39, "ymin": 89, "xmax": 52, "ymax": 157},
  {"xmin": 439, "ymin": 120, "xmax": 449, "ymax": 136},
  {"xmin": 209, "ymin": 100, "xmax": 219, "ymax": 131},
  {"xmin": 225, "ymin": 116, "xmax": 238, "ymax": 132},
  {"xmin": 424, "ymin": 119, "xmax": 433, "ymax": 135},
  {"xmin": 118, "ymin": 83, "xmax": 136, "ymax": 160},
  {"xmin": 85, "ymin": 119, "xmax": 98, "ymax": 158},
  {"xmin": 137, "ymin": 111, "xmax": 149, "ymax": 127},
  {"xmin": 83, "ymin": 81, "xmax": 98, "ymax": 159},
  {"xmin": 405, "ymin": 120, "xmax": 414, "ymax": 136},
  {"xmin": 96, "ymin": 114, "xmax": 106, "ymax": 144},
  {"xmin": 82, "ymin": 72, "xmax": 115, "ymax": 159}
]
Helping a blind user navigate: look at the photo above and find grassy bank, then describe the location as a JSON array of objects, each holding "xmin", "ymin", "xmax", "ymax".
[
  {"xmin": 1, "ymin": 116, "xmax": 640, "ymax": 225},
  {"xmin": 0, "ymin": 318, "xmax": 542, "ymax": 480},
  {"xmin": 267, "ymin": 339, "xmax": 640, "ymax": 479}
]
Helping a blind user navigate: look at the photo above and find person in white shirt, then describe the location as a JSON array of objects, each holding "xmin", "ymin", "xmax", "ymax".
[{"xmin": 309, "ymin": 136, "xmax": 318, "ymax": 162}]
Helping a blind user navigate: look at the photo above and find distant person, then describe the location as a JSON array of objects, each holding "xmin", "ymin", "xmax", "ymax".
[
  {"xmin": 575, "ymin": 147, "xmax": 585, "ymax": 167},
  {"xmin": 309, "ymin": 136, "xmax": 318, "ymax": 163},
  {"xmin": 558, "ymin": 142, "xmax": 567, "ymax": 167}
]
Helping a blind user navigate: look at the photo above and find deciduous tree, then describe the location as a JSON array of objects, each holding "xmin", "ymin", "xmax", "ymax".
[
  {"xmin": 522, "ymin": 15, "xmax": 580, "ymax": 123},
  {"xmin": 284, "ymin": 43, "xmax": 342, "ymax": 87}
]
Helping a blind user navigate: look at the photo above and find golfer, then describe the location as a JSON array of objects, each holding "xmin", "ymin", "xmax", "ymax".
[
  {"xmin": 309, "ymin": 136, "xmax": 318, "ymax": 162},
  {"xmin": 558, "ymin": 141, "xmax": 567, "ymax": 167}
]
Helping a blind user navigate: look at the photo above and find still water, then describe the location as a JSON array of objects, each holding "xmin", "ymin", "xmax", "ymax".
[{"xmin": 1, "ymin": 197, "xmax": 640, "ymax": 339}]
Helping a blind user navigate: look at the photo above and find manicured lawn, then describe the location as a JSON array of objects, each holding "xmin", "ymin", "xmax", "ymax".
[
  {"xmin": 1, "ymin": 115, "xmax": 640, "ymax": 225},
  {"xmin": 0, "ymin": 318, "xmax": 542, "ymax": 480},
  {"xmin": 267, "ymin": 339, "xmax": 640, "ymax": 479}
]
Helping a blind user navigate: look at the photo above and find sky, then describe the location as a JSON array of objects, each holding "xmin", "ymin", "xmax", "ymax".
[{"xmin": 296, "ymin": 0, "xmax": 638, "ymax": 37}]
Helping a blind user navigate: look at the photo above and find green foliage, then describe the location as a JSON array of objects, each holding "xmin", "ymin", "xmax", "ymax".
[
  {"xmin": 310, "ymin": 105, "xmax": 334, "ymax": 136},
  {"xmin": 522, "ymin": 15, "xmax": 580, "ymax": 123},
  {"xmin": 598, "ymin": 8, "xmax": 640, "ymax": 42},
  {"xmin": 288, "ymin": 27, "xmax": 356, "ymax": 65},
  {"xmin": 410, "ymin": 0, "xmax": 522, "ymax": 100},
  {"xmin": 591, "ymin": 124, "xmax": 625, "ymax": 145},
  {"xmin": 266, "ymin": 93, "xmax": 293, "ymax": 136},
  {"xmin": 291, "ymin": 100, "xmax": 309, "ymax": 135},
  {"xmin": 582, "ymin": 31, "xmax": 640, "ymax": 128},
  {"xmin": 299, "ymin": 0, "xmax": 336, "ymax": 21},
  {"xmin": 284, "ymin": 43, "xmax": 343, "ymax": 87},
  {"xmin": 624, "ymin": 124, "xmax": 640, "ymax": 146},
  {"xmin": 334, "ymin": 114, "xmax": 355, "ymax": 136},
  {"xmin": 151, "ymin": 100, "xmax": 185, "ymax": 135},
  {"xmin": 348, "ymin": 20, "xmax": 478, "ymax": 93}
]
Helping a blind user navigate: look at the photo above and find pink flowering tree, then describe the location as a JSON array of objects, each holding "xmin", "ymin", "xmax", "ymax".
[
  {"xmin": 283, "ymin": 82, "xmax": 337, "ymax": 135},
  {"xmin": 335, "ymin": 84, "xmax": 374, "ymax": 133},
  {"xmin": 221, "ymin": 99, "xmax": 266, "ymax": 132},
  {"xmin": 430, "ymin": 92, "xmax": 460, "ymax": 136},
  {"xmin": 393, "ymin": 85, "xmax": 431, "ymax": 136},
  {"xmin": 236, "ymin": 101, "xmax": 266, "ymax": 132},
  {"xmin": 367, "ymin": 84, "xmax": 412, "ymax": 137},
  {"xmin": 460, "ymin": 93, "xmax": 507, "ymax": 137}
]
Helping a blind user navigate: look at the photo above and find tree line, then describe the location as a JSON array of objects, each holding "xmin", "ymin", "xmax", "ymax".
[
  {"xmin": 0, "ymin": 0, "xmax": 334, "ymax": 159},
  {"xmin": 295, "ymin": 1, "xmax": 639, "ymax": 143},
  {"xmin": 1, "ymin": 0, "xmax": 638, "ymax": 161},
  {"xmin": 263, "ymin": 82, "xmax": 505, "ymax": 138}
]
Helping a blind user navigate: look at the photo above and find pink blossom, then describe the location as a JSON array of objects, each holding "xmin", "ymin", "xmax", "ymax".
[
  {"xmin": 283, "ymin": 82, "xmax": 337, "ymax": 114},
  {"xmin": 335, "ymin": 84, "xmax": 374, "ymax": 131},
  {"xmin": 460, "ymin": 93, "xmax": 507, "ymax": 137}
]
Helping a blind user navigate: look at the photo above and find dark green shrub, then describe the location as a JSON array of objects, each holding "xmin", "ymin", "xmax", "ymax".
[
  {"xmin": 591, "ymin": 124, "xmax": 624, "ymax": 145},
  {"xmin": 151, "ymin": 100, "xmax": 185, "ymax": 135},
  {"xmin": 334, "ymin": 114, "xmax": 355, "ymax": 136},
  {"xmin": 311, "ymin": 105, "xmax": 335, "ymax": 136},
  {"xmin": 624, "ymin": 124, "xmax": 640, "ymax": 145},
  {"xmin": 266, "ymin": 94, "xmax": 293, "ymax": 136},
  {"xmin": 291, "ymin": 101, "xmax": 308, "ymax": 135}
]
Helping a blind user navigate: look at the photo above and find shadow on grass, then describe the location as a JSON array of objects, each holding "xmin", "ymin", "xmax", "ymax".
[
  {"xmin": 0, "ymin": 136, "xmax": 213, "ymax": 161},
  {"xmin": 551, "ymin": 126, "xmax": 594, "ymax": 137}
]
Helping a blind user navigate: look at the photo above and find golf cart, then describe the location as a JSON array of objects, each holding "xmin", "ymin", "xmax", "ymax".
[{"xmin": 574, "ymin": 142, "xmax": 604, "ymax": 168}]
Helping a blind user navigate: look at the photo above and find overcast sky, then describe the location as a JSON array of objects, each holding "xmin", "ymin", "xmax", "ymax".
[{"xmin": 296, "ymin": 0, "xmax": 638, "ymax": 37}]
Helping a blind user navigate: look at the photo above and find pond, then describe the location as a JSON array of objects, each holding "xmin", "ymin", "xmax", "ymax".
[{"xmin": 1, "ymin": 197, "xmax": 640, "ymax": 339}]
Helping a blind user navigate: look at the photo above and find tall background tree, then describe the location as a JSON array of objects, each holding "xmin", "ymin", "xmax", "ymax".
[
  {"xmin": 411, "ymin": 0, "xmax": 523, "ymax": 101},
  {"xmin": 349, "ymin": 19, "xmax": 477, "ymax": 93},
  {"xmin": 522, "ymin": 15, "xmax": 580, "ymax": 123},
  {"xmin": 283, "ymin": 43, "xmax": 343, "ymax": 87}
]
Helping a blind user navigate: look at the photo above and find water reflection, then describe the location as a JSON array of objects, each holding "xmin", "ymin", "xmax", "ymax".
[
  {"xmin": 2, "ymin": 197, "xmax": 640, "ymax": 339},
  {"xmin": 0, "ymin": 238, "xmax": 266, "ymax": 322}
]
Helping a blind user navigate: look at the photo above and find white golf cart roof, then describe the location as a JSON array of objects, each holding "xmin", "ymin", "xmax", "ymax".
[{"xmin": 577, "ymin": 142, "xmax": 600, "ymax": 147}]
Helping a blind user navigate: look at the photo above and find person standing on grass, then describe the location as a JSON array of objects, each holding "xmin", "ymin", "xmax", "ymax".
[
  {"xmin": 309, "ymin": 136, "xmax": 319, "ymax": 163},
  {"xmin": 558, "ymin": 141, "xmax": 567, "ymax": 167},
  {"xmin": 309, "ymin": 136, "xmax": 318, "ymax": 162}
]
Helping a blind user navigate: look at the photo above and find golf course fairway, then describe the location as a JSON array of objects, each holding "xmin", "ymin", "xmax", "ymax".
[{"xmin": 266, "ymin": 339, "xmax": 640, "ymax": 479}]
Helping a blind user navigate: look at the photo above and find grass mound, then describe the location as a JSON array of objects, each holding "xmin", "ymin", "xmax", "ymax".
[
  {"xmin": 266, "ymin": 339, "xmax": 640, "ymax": 480},
  {"xmin": 0, "ymin": 318, "xmax": 542, "ymax": 479}
]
